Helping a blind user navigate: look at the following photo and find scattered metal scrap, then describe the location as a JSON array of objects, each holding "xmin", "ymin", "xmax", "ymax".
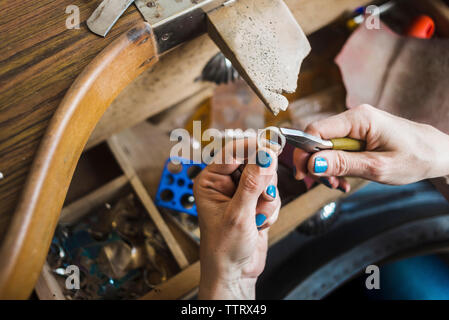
[{"xmin": 47, "ymin": 193, "xmax": 176, "ymax": 299}]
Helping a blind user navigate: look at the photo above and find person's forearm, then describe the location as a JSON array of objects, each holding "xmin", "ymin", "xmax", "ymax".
[
  {"xmin": 434, "ymin": 129, "xmax": 449, "ymax": 176},
  {"xmin": 198, "ymin": 240, "xmax": 258, "ymax": 299},
  {"xmin": 418, "ymin": 124, "xmax": 449, "ymax": 180},
  {"xmin": 199, "ymin": 276, "xmax": 257, "ymax": 300}
]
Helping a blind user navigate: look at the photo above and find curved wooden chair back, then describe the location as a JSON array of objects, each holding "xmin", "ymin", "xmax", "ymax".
[{"xmin": 0, "ymin": 22, "xmax": 159, "ymax": 299}]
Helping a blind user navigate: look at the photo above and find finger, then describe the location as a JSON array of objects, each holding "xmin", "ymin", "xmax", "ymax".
[
  {"xmin": 230, "ymin": 148, "xmax": 278, "ymax": 217},
  {"xmin": 303, "ymin": 175, "xmax": 316, "ymax": 189},
  {"xmin": 307, "ymin": 149, "xmax": 387, "ymax": 181},
  {"xmin": 195, "ymin": 170, "xmax": 236, "ymax": 198},
  {"xmin": 230, "ymin": 164, "xmax": 245, "ymax": 187},
  {"xmin": 337, "ymin": 177, "xmax": 351, "ymax": 193},
  {"xmin": 305, "ymin": 104, "xmax": 378, "ymax": 141},
  {"xmin": 293, "ymin": 148, "xmax": 310, "ymax": 180},
  {"xmin": 317, "ymin": 176, "xmax": 339, "ymax": 189},
  {"xmin": 317, "ymin": 176, "xmax": 350, "ymax": 193},
  {"xmin": 294, "ymin": 105, "xmax": 381, "ymax": 181},
  {"xmin": 293, "ymin": 107, "xmax": 367, "ymax": 181},
  {"xmin": 261, "ymin": 174, "xmax": 278, "ymax": 202},
  {"xmin": 255, "ymin": 197, "xmax": 281, "ymax": 230},
  {"xmin": 255, "ymin": 198, "xmax": 278, "ymax": 227},
  {"xmin": 207, "ymin": 137, "xmax": 257, "ymax": 175}
]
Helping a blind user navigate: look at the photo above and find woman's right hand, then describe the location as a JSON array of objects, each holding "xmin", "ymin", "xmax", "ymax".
[{"xmin": 293, "ymin": 104, "xmax": 449, "ymax": 188}]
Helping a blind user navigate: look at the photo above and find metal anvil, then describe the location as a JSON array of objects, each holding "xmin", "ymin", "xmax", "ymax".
[{"xmin": 87, "ymin": 0, "xmax": 311, "ymax": 114}]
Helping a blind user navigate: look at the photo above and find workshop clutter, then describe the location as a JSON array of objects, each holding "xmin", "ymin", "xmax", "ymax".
[{"xmin": 47, "ymin": 193, "xmax": 178, "ymax": 299}]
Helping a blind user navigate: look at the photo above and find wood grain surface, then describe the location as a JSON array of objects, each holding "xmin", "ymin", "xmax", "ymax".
[{"xmin": 0, "ymin": 0, "xmax": 145, "ymax": 239}]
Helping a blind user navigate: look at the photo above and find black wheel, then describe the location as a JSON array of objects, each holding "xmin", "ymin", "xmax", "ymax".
[{"xmin": 257, "ymin": 180, "xmax": 449, "ymax": 299}]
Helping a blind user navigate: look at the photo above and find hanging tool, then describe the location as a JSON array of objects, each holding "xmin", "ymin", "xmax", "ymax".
[
  {"xmin": 87, "ymin": 0, "xmax": 135, "ymax": 37},
  {"xmin": 87, "ymin": 0, "xmax": 232, "ymax": 51},
  {"xmin": 197, "ymin": 52, "xmax": 240, "ymax": 84}
]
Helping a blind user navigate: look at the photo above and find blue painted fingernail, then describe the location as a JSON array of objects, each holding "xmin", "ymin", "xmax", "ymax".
[
  {"xmin": 267, "ymin": 185, "xmax": 276, "ymax": 198},
  {"xmin": 319, "ymin": 178, "xmax": 332, "ymax": 189},
  {"xmin": 256, "ymin": 214, "xmax": 267, "ymax": 226},
  {"xmin": 256, "ymin": 151, "xmax": 271, "ymax": 168},
  {"xmin": 314, "ymin": 157, "xmax": 328, "ymax": 173},
  {"xmin": 268, "ymin": 140, "xmax": 280, "ymax": 146}
]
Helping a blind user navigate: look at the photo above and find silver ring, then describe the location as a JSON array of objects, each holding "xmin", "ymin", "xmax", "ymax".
[{"xmin": 257, "ymin": 126, "xmax": 286, "ymax": 155}]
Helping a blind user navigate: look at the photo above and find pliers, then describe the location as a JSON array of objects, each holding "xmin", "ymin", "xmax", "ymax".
[{"xmin": 278, "ymin": 127, "xmax": 365, "ymax": 153}]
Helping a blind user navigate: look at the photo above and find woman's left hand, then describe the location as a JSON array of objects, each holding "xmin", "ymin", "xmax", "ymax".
[{"xmin": 193, "ymin": 141, "xmax": 280, "ymax": 299}]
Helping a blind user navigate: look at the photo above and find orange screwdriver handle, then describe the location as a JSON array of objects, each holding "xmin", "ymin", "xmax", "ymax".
[{"xmin": 407, "ymin": 15, "xmax": 435, "ymax": 39}]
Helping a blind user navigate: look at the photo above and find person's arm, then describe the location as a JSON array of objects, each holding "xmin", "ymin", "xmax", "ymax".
[
  {"xmin": 198, "ymin": 270, "xmax": 259, "ymax": 300},
  {"xmin": 293, "ymin": 104, "xmax": 449, "ymax": 189},
  {"xmin": 193, "ymin": 142, "xmax": 280, "ymax": 300}
]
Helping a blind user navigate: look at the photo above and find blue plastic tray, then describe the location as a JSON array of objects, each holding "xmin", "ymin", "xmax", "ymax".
[{"xmin": 155, "ymin": 157, "xmax": 206, "ymax": 216}]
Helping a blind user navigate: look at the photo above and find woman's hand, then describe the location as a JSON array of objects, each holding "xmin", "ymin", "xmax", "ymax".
[
  {"xmin": 193, "ymin": 141, "xmax": 280, "ymax": 299},
  {"xmin": 294, "ymin": 104, "xmax": 449, "ymax": 189}
]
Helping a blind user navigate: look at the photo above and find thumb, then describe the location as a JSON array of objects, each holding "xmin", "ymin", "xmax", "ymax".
[
  {"xmin": 230, "ymin": 150, "xmax": 277, "ymax": 215},
  {"xmin": 308, "ymin": 150, "xmax": 385, "ymax": 180}
]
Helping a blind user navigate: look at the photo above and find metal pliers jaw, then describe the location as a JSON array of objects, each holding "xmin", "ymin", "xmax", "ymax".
[{"xmin": 279, "ymin": 128, "xmax": 333, "ymax": 153}]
